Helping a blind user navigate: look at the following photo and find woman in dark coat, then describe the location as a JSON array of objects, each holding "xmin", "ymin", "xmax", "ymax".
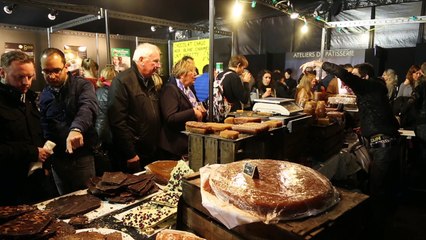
[{"xmin": 159, "ymin": 59, "xmax": 205, "ymax": 159}]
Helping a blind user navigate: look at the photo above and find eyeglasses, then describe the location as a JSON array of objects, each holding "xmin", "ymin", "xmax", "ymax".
[{"xmin": 42, "ymin": 67, "xmax": 64, "ymax": 76}]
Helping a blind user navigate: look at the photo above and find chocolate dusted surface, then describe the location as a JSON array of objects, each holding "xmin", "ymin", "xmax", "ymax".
[{"xmin": 208, "ymin": 160, "xmax": 339, "ymax": 220}]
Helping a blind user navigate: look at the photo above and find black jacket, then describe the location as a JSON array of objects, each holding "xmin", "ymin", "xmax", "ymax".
[
  {"xmin": 322, "ymin": 62, "xmax": 399, "ymax": 138},
  {"xmin": 95, "ymin": 86, "xmax": 111, "ymax": 144},
  {"xmin": 220, "ymin": 69, "xmax": 250, "ymax": 112},
  {"xmin": 0, "ymin": 83, "xmax": 44, "ymax": 205},
  {"xmin": 159, "ymin": 81, "xmax": 197, "ymax": 157},
  {"xmin": 107, "ymin": 62, "xmax": 161, "ymax": 163}
]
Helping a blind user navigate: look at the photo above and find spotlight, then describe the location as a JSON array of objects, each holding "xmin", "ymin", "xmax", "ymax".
[
  {"xmin": 232, "ymin": 0, "xmax": 243, "ymax": 19},
  {"xmin": 301, "ymin": 20, "xmax": 308, "ymax": 34},
  {"xmin": 168, "ymin": 26, "xmax": 174, "ymax": 32},
  {"xmin": 151, "ymin": 26, "xmax": 156, "ymax": 32},
  {"xmin": 290, "ymin": 12, "xmax": 299, "ymax": 19},
  {"xmin": 48, "ymin": 9, "xmax": 58, "ymax": 21},
  {"xmin": 3, "ymin": 4, "xmax": 15, "ymax": 14}
]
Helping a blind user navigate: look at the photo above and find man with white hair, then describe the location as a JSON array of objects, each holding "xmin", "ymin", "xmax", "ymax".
[{"xmin": 107, "ymin": 43, "xmax": 162, "ymax": 173}]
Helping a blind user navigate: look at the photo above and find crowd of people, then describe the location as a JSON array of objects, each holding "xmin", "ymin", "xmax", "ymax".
[{"xmin": 2, "ymin": 44, "xmax": 426, "ymax": 240}]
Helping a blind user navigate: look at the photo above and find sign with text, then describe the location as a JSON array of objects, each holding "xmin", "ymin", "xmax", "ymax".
[
  {"xmin": 5, "ymin": 42, "xmax": 34, "ymax": 59},
  {"xmin": 292, "ymin": 49, "xmax": 356, "ymax": 59},
  {"xmin": 111, "ymin": 48, "xmax": 131, "ymax": 72},
  {"xmin": 172, "ymin": 39, "xmax": 209, "ymax": 74}
]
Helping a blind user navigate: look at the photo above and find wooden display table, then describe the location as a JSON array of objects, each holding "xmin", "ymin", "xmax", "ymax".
[
  {"xmin": 187, "ymin": 125, "xmax": 310, "ymax": 171},
  {"xmin": 177, "ymin": 173, "xmax": 369, "ymax": 240},
  {"xmin": 187, "ymin": 127, "xmax": 283, "ymax": 171}
]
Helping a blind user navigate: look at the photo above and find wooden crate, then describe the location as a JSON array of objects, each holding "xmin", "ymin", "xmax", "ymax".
[
  {"xmin": 178, "ymin": 173, "xmax": 369, "ymax": 240},
  {"xmin": 188, "ymin": 127, "xmax": 290, "ymax": 171}
]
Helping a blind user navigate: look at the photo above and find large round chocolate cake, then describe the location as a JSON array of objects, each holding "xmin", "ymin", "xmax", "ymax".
[{"xmin": 208, "ymin": 160, "xmax": 339, "ymax": 220}]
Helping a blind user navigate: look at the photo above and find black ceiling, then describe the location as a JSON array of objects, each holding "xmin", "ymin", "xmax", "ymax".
[
  {"xmin": 0, "ymin": 0, "xmax": 420, "ymax": 39},
  {"xmin": 0, "ymin": 0, "xmax": 325, "ymax": 38}
]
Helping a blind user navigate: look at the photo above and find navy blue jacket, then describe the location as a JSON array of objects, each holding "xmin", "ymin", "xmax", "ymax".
[{"xmin": 39, "ymin": 73, "xmax": 98, "ymax": 158}]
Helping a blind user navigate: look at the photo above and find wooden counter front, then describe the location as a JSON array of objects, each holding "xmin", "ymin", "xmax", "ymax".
[{"xmin": 178, "ymin": 173, "xmax": 369, "ymax": 240}]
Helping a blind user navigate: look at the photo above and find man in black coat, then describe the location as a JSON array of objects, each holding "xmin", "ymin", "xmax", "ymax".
[
  {"xmin": 303, "ymin": 60, "xmax": 400, "ymax": 239},
  {"xmin": 107, "ymin": 43, "xmax": 162, "ymax": 173},
  {"xmin": 0, "ymin": 51, "xmax": 51, "ymax": 205}
]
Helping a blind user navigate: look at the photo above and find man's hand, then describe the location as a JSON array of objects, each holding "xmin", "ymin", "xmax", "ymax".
[
  {"xmin": 241, "ymin": 71, "xmax": 252, "ymax": 83},
  {"xmin": 66, "ymin": 130, "xmax": 84, "ymax": 154},
  {"xmin": 300, "ymin": 60, "xmax": 324, "ymax": 72},
  {"xmin": 127, "ymin": 155, "xmax": 141, "ymax": 173},
  {"xmin": 38, "ymin": 147, "xmax": 51, "ymax": 162}
]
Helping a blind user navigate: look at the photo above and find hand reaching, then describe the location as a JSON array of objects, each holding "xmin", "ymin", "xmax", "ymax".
[{"xmin": 66, "ymin": 130, "xmax": 84, "ymax": 154}]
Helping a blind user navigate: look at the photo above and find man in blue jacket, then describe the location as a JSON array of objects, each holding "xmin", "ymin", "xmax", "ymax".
[{"xmin": 39, "ymin": 48, "xmax": 98, "ymax": 195}]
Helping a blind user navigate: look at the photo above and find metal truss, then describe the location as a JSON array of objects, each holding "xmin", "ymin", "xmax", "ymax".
[
  {"xmin": 326, "ymin": 15, "xmax": 426, "ymax": 28},
  {"xmin": 6, "ymin": 0, "xmax": 232, "ymax": 36},
  {"xmin": 107, "ymin": 10, "xmax": 231, "ymax": 36},
  {"xmin": 342, "ymin": 0, "xmax": 421, "ymax": 10},
  {"xmin": 50, "ymin": 14, "xmax": 103, "ymax": 33}
]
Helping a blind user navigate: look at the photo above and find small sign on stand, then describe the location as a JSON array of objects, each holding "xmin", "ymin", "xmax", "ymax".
[{"xmin": 243, "ymin": 162, "xmax": 259, "ymax": 179}]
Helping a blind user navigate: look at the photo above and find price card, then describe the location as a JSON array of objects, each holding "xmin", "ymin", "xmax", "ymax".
[{"xmin": 243, "ymin": 162, "xmax": 259, "ymax": 179}]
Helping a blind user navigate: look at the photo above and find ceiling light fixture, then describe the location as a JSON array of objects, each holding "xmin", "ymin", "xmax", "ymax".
[
  {"xmin": 3, "ymin": 4, "xmax": 15, "ymax": 14},
  {"xmin": 48, "ymin": 9, "xmax": 58, "ymax": 21},
  {"xmin": 151, "ymin": 26, "xmax": 156, "ymax": 32},
  {"xmin": 290, "ymin": 12, "xmax": 299, "ymax": 19},
  {"xmin": 301, "ymin": 18, "xmax": 308, "ymax": 33},
  {"xmin": 232, "ymin": 0, "xmax": 243, "ymax": 19}
]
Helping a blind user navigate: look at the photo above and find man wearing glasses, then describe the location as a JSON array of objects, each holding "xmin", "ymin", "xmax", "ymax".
[
  {"xmin": 0, "ymin": 51, "xmax": 52, "ymax": 205},
  {"xmin": 107, "ymin": 43, "xmax": 162, "ymax": 173},
  {"xmin": 39, "ymin": 48, "xmax": 98, "ymax": 195}
]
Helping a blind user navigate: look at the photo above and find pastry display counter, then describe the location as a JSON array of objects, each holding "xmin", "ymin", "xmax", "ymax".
[
  {"xmin": 178, "ymin": 173, "xmax": 369, "ymax": 240},
  {"xmin": 187, "ymin": 114, "xmax": 313, "ymax": 171}
]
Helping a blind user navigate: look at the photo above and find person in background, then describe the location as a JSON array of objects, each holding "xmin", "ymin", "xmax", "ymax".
[
  {"xmin": 406, "ymin": 74, "xmax": 426, "ymax": 187},
  {"xmin": 219, "ymin": 55, "xmax": 252, "ymax": 112},
  {"xmin": 159, "ymin": 59, "xmax": 205, "ymax": 160},
  {"xmin": 303, "ymin": 60, "xmax": 400, "ymax": 240},
  {"xmin": 421, "ymin": 62, "xmax": 426, "ymax": 82},
  {"xmin": 395, "ymin": 65, "xmax": 422, "ymax": 129},
  {"xmin": 397, "ymin": 65, "xmax": 422, "ymax": 97},
  {"xmin": 274, "ymin": 71, "xmax": 292, "ymax": 98},
  {"xmin": 0, "ymin": 51, "xmax": 52, "ymax": 205},
  {"xmin": 81, "ymin": 58, "xmax": 99, "ymax": 89},
  {"xmin": 39, "ymin": 48, "xmax": 98, "ymax": 195},
  {"xmin": 381, "ymin": 68, "xmax": 398, "ymax": 101},
  {"xmin": 295, "ymin": 72, "xmax": 315, "ymax": 107},
  {"xmin": 284, "ymin": 68, "xmax": 297, "ymax": 95},
  {"xmin": 194, "ymin": 64, "xmax": 209, "ymax": 102},
  {"xmin": 107, "ymin": 43, "xmax": 162, "ymax": 173},
  {"xmin": 253, "ymin": 69, "xmax": 275, "ymax": 99},
  {"xmin": 94, "ymin": 65, "xmax": 118, "ymax": 175}
]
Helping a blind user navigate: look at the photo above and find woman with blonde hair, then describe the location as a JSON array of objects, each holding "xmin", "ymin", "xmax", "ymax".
[
  {"xmin": 159, "ymin": 59, "xmax": 205, "ymax": 159},
  {"xmin": 382, "ymin": 69, "xmax": 398, "ymax": 100},
  {"xmin": 81, "ymin": 58, "xmax": 99, "ymax": 88},
  {"xmin": 95, "ymin": 65, "xmax": 118, "ymax": 174},
  {"xmin": 295, "ymin": 72, "xmax": 315, "ymax": 107}
]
